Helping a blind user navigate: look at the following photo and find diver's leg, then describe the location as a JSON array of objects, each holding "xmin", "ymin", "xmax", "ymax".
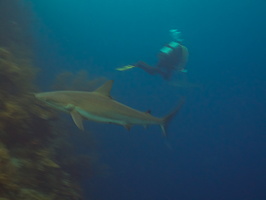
[{"xmin": 135, "ymin": 61, "xmax": 158, "ymax": 75}]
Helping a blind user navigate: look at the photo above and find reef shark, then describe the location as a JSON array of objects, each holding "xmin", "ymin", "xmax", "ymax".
[{"xmin": 34, "ymin": 80, "xmax": 184, "ymax": 136}]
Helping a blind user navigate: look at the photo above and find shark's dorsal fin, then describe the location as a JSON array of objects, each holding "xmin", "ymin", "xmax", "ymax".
[{"xmin": 93, "ymin": 80, "xmax": 114, "ymax": 98}]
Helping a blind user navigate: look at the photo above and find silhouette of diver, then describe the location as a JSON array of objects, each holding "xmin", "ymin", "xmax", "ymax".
[{"xmin": 117, "ymin": 29, "xmax": 188, "ymax": 80}]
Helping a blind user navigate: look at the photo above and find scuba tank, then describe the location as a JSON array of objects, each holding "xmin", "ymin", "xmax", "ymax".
[{"xmin": 160, "ymin": 29, "xmax": 183, "ymax": 55}]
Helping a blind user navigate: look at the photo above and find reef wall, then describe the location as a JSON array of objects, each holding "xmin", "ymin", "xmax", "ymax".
[{"xmin": 0, "ymin": 1, "xmax": 90, "ymax": 199}]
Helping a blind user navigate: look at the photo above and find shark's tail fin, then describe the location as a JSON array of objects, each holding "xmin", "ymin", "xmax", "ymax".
[{"xmin": 160, "ymin": 97, "xmax": 185, "ymax": 136}]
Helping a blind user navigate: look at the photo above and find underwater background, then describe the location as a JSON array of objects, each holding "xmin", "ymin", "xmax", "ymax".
[{"xmin": 2, "ymin": 0, "xmax": 266, "ymax": 199}]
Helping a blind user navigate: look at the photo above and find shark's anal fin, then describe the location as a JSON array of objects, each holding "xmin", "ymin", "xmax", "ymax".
[
  {"xmin": 70, "ymin": 110, "xmax": 84, "ymax": 131},
  {"xmin": 124, "ymin": 124, "xmax": 131, "ymax": 131}
]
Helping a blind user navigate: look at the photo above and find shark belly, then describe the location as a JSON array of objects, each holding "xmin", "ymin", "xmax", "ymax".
[
  {"xmin": 75, "ymin": 107, "xmax": 160, "ymax": 126},
  {"xmin": 76, "ymin": 107, "xmax": 128, "ymax": 125}
]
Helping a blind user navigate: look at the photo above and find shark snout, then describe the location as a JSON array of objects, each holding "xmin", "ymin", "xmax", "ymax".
[{"xmin": 34, "ymin": 93, "xmax": 48, "ymax": 102}]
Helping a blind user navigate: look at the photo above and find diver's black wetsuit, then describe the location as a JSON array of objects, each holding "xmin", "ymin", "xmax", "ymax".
[{"xmin": 135, "ymin": 44, "xmax": 184, "ymax": 80}]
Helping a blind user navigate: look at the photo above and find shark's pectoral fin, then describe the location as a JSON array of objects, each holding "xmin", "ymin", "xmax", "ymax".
[{"xmin": 70, "ymin": 110, "xmax": 84, "ymax": 131}]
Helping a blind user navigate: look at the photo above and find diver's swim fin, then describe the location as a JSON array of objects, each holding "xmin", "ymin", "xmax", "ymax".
[{"xmin": 116, "ymin": 65, "xmax": 135, "ymax": 71}]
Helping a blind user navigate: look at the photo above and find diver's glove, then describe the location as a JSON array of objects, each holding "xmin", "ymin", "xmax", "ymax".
[{"xmin": 179, "ymin": 69, "xmax": 188, "ymax": 73}]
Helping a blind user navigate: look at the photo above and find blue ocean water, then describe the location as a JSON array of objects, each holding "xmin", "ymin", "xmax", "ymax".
[{"xmin": 27, "ymin": 0, "xmax": 266, "ymax": 199}]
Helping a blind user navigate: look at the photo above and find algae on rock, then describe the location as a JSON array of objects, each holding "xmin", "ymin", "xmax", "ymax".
[{"xmin": 0, "ymin": 1, "xmax": 91, "ymax": 199}]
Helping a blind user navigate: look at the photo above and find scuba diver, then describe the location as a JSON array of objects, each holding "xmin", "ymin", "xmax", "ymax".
[{"xmin": 117, "ymin": 29, "xmax": 189, "ymax": 80}]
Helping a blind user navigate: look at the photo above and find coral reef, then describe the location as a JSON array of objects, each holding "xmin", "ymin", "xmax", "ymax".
[
  {"xmin": 0, "ymin": 48, "xmax": 85, "ymax": 200},
  {"xmin": 0, "ymin": 1, "xmax": 94, "ymax": 200}
]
